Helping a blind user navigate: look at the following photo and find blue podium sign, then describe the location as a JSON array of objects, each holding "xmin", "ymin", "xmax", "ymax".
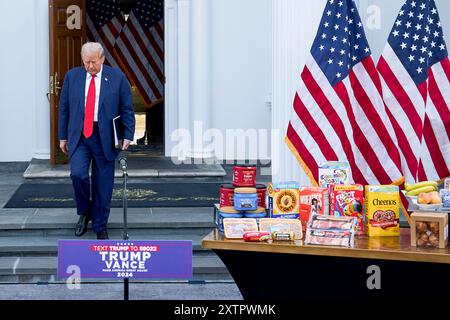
[{"xmin": 58, "ymin": 240, "xmax": 192, "ymax": 280}]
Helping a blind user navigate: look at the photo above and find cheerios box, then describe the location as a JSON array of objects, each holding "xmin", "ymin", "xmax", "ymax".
[
  {"xmin": 268, "ymin": 182, "xmax": 300, "ymax": 219},
  {"xmin": 365, "ymin": 185, "xmax": 400, "ymax": 237},
  {"xmin": 318, "ymin": 161, "xmax": 351, "ymax": 189}
]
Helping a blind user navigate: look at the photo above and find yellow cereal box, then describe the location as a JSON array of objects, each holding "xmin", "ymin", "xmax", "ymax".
[{"xmin": 365, "ymin": 185, "xmax": 400, "ymax": 237}]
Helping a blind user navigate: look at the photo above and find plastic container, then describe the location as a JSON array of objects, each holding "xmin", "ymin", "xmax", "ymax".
[
  {"xmin": 220, "ymin": 184, "xmax": 235, "ymax": 207},
  {"xmin": 233, "ymin": 165, "xmax": 257, "ymax": 187},
  {"xmin": 234, "ymin": 187, "xmax": 258, "ymax": 211},
  {"xmin": 217, "ymin": 206, "xmax": 244, "ymax": 232}
]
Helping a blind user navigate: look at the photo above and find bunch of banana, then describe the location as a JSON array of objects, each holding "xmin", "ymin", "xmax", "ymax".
[{"xmin": 405, "ymin": 181, "xmax": 438, "ymax": 196}]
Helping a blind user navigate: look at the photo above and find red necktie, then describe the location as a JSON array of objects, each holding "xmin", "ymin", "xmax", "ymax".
[{"xmin": 83, "ymin": 75, "xmax": 96, "ymax": 138}]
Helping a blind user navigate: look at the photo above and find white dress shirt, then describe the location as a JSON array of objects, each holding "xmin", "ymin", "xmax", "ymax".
[{"xmin": 84, "ymin": 66, "xmax": 102, "ymax": 122}]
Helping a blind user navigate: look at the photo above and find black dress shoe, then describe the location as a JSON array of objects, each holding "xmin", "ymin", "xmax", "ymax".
[
  {"xmin": 97, "ymin": 230, "xmax": 109, "ymax": 240},
  {"xmin": 75, "ymin": 214, "xmax": 91, "ymax": 237}
]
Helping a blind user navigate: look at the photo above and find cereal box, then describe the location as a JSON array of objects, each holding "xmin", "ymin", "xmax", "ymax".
[
  {"xmin": 268, "ymin": 182, "xmax": 300, "ymax": 219},
  {"xmin": 299, "ymin": 187, "xmax": 329, "ymax": 231},
  {"xmin": 330, "ymin": 184, "xmax": 364, "ymax": 234},
  {"xmin": 365, "ymin": 185, "xmax": 400, "ymax": 237},
  {"xmin": 318, "ymin": 161, "xmax": 351, "ymax": 189}
]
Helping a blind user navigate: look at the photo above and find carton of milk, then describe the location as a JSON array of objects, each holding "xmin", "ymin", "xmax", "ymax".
[{"xmin": 318, "ymin": 161, "xmax": 351, "ymax": 189}]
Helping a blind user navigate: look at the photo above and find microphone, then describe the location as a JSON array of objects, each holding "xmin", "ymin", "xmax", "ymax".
[{"xmin": 118, "ymin": 154, "xmax": 127, "ymax": 171}]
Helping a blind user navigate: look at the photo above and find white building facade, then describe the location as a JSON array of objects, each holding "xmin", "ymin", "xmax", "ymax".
[{"xmin": 0, "ymin": 0, "xmax": 448, "ymax": 183}]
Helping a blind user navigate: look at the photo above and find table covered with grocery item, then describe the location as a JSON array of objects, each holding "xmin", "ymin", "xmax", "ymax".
[
  {"xmin": 203, "ymin": 163, "xmax": 450, "ymax": 299},
  {"xmin": 202, "ymin": 228, "xmax": 450, "ymax": 299}
]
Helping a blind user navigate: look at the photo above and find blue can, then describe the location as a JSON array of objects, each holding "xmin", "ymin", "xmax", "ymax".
[
  {"xmin": 244, "ymin": 207, "xmax": 267, "ymax": 218},
  {"xmin": 244, "ymin": 207, "xmax": 267, "ymax": 226},
  {"xmin": 234, "ymin": 188, "xmax": 258, "ymax": 211},
  {"xmin": 217, "ymin": 207, "xmax": 244, "ymax": 232}
]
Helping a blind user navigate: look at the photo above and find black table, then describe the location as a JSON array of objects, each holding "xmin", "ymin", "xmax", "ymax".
[{"xmin": 202, "ymin": 228, "xmax": 450, "ymax": 299}]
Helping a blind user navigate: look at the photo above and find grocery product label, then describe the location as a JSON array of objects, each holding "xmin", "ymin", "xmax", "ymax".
[
  {"xmin": 318, "ymin": 161, "xmax": 351, "ymax": 188},
  {"xmin": 330, "ymin": 184, "xmax": 364, "ymax": 234},
  {"xmin": 365, "ymin": 185, "xmax": 400, "ymax": 237},
  {"xmin": 268, "ymin": 182, "xmax": 300, "ymax": 219},
  {"xmin": 259, "ymin": 218, "xmax": 303, "ymax": 240},
  {"xmin": 223, "ymin": 218, "xmax": 258, "ymax": 239},
  {"xmin": 299, "ymin": 187, "xmax": 329, "ymax": 231}
]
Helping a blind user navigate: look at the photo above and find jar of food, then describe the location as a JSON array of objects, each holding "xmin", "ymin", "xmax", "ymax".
[
  {"xmin": 232, "ymin": 165, "xmax": 257, "ymax": 187},
  {"xmin": 219, "ymin": 184, "xmax": 235, "ymax": 207},
  {"xmin": 255, "ymin": 184, "xmax": 267, "ymax": 208},
  {"xmin": 234, "ymin": 187, "xmax": 258, "ymax": 211}
]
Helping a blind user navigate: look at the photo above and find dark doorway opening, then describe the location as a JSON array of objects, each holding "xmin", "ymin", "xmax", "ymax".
[{"xmin": 86, "ymin": 0, "xmax": 165, "ymax": 155}]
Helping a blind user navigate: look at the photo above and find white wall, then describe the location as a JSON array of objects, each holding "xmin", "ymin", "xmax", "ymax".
[
  {"xmin": 0, "ymin": 0, "xmax": 38, "ymax": 161},
  {"xmin": 271, "ymin": 0, "xmax": 325, "ymax": 183},
  {"xmin": 0, "ymin": 0, "xmax": 273, "ymax": 162},
  {"xmin": 211, "ymin": 0, "xmax": 272, "ymax": 161}
]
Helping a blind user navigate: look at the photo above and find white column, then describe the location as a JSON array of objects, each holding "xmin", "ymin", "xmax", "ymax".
[
  {"xmin": 271, "ymin": 0, "xmax": 325, "ymax": 183},
  {"xmin": 164, "ymin": 0, "xmax": 181, "ymax": 157},
  {"xmin": 188, "ymin": 0, "xmax": 213, "ymax": 159},
  {"xmin": 33, "ymin": 0, "xmax": 50, "ymax": 159}
]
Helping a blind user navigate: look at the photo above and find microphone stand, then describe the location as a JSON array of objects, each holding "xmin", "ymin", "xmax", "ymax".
[{"xmin": 119, "ymin": 152, "xmax": 129, "ymax": 301}]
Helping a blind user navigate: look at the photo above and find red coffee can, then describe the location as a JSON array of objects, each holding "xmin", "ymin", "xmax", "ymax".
[
  {"xmin": 232, "ymin": 165, "xmax": 257, "ymax": 187},
  {"xmin": 220, "ymin": 184, "xmax": 235, "ymax": 207},
  {"xmin": 256, "ymin": 184, "xmax": 267, "ymax": 208}
]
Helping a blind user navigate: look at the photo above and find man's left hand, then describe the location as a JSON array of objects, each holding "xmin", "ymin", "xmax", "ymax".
[{"xmin": 122, "ymin": 139, "xmax": 132, "ymax": 150}]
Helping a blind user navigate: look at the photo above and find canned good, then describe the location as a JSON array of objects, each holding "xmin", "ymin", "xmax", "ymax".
[
  {"xmin": 233, "ymin": 165, "xmax": 257, "ymax": 187},
  {"xmin": 220, "ymin": 184, "xmax": 235, "ymax": 207},
  {"xmin": 217, "ymin": 207, "xmax": 243, "ymax": 232},
  {"xmin": 244, "ymin": 207, "xmax": 267, "ymax": 218},
  {"xmin": 256, "ymin": 184, "xmax": 267, "ymax": 208},
  {"xmin": 234, "ymin": 187, "xmax": 258, "ymax": 211}
]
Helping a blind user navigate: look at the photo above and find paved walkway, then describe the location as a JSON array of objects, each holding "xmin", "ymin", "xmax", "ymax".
[{"xmin": 0, "ymin": 282, "xmax": 242, "ymax": 300}]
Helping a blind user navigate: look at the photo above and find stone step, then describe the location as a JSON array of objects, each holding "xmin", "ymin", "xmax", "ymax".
[
  {"xmin": 0, "ymin": 233, "xmax": 214, "ymax": 255},
  {"xmin": 0, "ymin": 227, "xmax": 215, "ymax": 238},
  {"xmin": 0, "ymin": 207, "xmax": 215, "ymax": 234},
  {"xmin": 0, "ymin": 255, "xmax": 231, "ymax": 283},
  {"xmin": 23, "ymin": 157, "xmax": 227, "ymax": 179}
]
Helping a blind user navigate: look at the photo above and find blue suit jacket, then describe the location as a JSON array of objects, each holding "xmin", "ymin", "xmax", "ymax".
[{"xmin": 58, "ymin": 65, "xmax": 135, "ymax": 161}]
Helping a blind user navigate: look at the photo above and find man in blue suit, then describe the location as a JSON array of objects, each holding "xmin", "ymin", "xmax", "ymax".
[{"xmin": 59, "ymin": 42, "xmax": 135, "ymax": 239}]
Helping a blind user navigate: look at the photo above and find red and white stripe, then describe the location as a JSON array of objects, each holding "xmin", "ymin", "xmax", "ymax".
[
  {"xmin": 378, "ymin": 44, "xmax": 450, "ymax": 183},
  {"xmin": 87, "ymin": 15, "xmax": 125, "ymax": 70},
  {"xmin": 418, "ymin": 59, "xmax": 450, "ymax": 181},
  {"xmin": 287, "ymin": 53, "xmax": 404, "ymax": 187},
  {"xmin": 115, "ymin": 11, "xmax": 164, "ymax": 105}
]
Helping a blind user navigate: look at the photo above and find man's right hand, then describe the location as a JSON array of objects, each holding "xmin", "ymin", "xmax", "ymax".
[{"xmin": 60, "ymin": 140, "xmax": 68, "ymax": 155}]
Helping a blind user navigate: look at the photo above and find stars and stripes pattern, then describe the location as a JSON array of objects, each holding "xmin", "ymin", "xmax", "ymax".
[
  {"xmin": 87, "ymin": 0, "xmax": 125, "ymax": 69},
  {"xmin": 115, "ymin": 0, "xmax": 164, "ymax": 105},
  {"xmin": 377, "ymin": 0, "xmax": 449, "ymax": 183},
  {"xmin": 286, "ymin": 0, "xmax": 404, "ymax": 190},
  {"xmin": 87, "ymin": 0, "xmax": 164, "ymax": 106}
]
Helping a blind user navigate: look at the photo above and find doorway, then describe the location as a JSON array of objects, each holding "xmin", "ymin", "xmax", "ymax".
[
  {"xmin": 86, "ymin": 0, "xmax": 165, "ymax": 155},
  {"xmin": 48, "ymin": 0, "xmax": 165, "ymax": 164}
]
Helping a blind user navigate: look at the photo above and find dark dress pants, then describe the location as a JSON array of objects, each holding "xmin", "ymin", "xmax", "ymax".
[{"xmin": 70, "ymin": 123, "xmax": 115, "ymax": 233}]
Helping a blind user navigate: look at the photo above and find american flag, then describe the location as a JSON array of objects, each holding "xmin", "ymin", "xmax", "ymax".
[
  {"xmin": 286, "ymin": 0, "xmax": 404, "ymax": 188},
  {"xmin": 87, "ymin": 0, "xmax": 125, "ymax": 69},
  {"xmin": 115, "ymin": 0, "xmax": 164, "ymax": 105},
  {"xmin": 377, "ymin": 0, "xmax": 449, "ymax": 183}
]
